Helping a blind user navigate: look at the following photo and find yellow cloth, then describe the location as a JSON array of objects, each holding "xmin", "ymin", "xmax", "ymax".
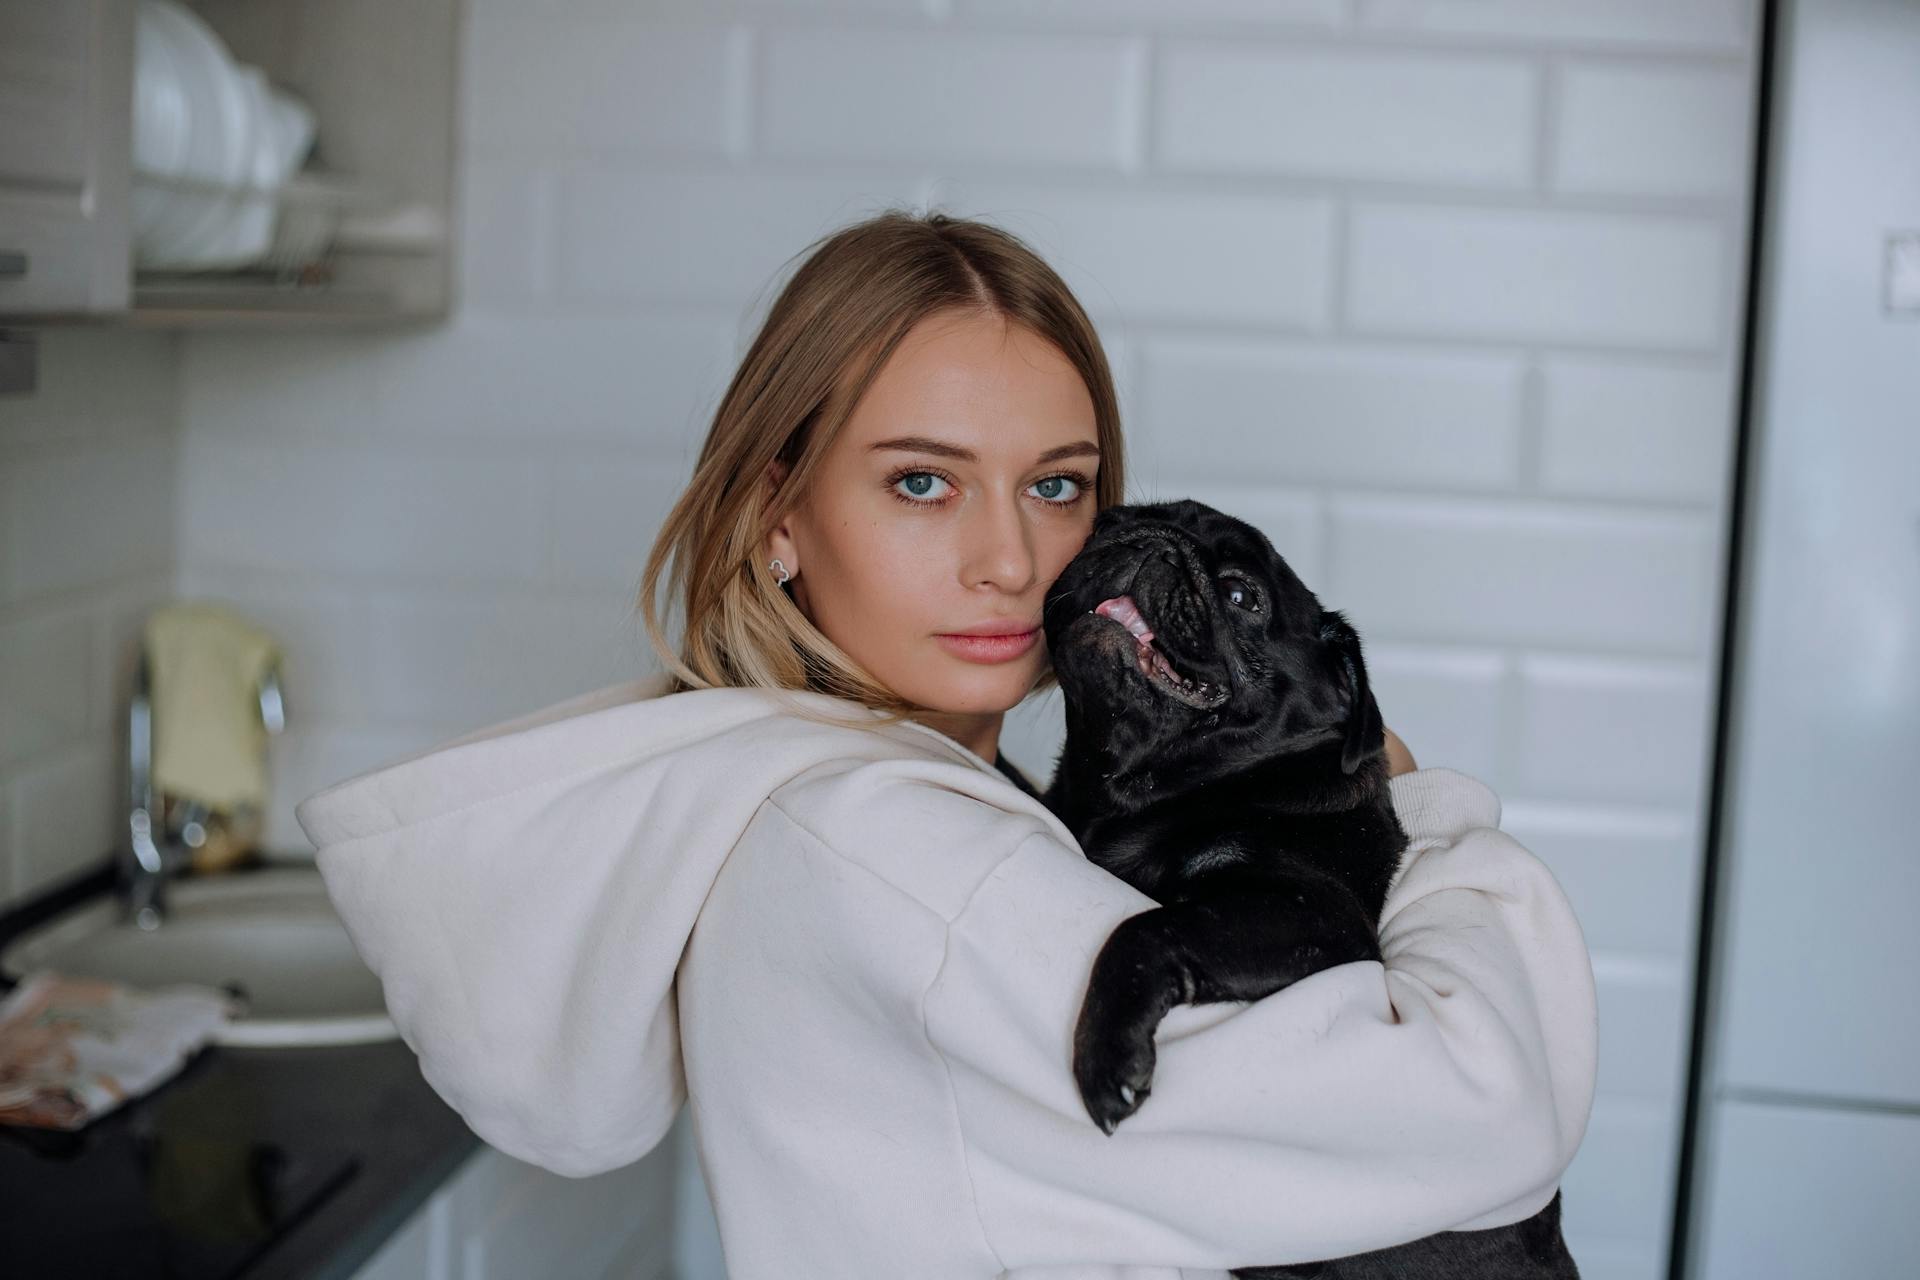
[{"xmin": 144, "ymin": 603, "xmax": 282, "ymax": 812}]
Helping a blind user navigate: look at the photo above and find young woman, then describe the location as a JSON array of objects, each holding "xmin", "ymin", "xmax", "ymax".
[{"xmin": 296, "ymin": 211, "xmax": 1597, "ymax": 1279}]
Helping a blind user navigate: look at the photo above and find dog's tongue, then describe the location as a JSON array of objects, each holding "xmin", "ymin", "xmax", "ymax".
[{"xmin": 1094, "ymin": 595, "xmax": 1154, "ymax": 644}]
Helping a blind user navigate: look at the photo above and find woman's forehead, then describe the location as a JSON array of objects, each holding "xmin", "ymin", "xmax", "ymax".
[
  {"xmin": 842, "ymin": 345, "xmax": 1094, "ymax": 456},
  {"xmin": 867, "ymin": 313, "xmax": 1087, "ymax": 405}
]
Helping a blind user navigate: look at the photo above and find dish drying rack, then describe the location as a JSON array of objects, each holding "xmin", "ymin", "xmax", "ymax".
[{"xmin": 131, "ymin": 164, "xmax": 444, "ymax": 284}]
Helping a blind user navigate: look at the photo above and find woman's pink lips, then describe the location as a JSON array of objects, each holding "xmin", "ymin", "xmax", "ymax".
[{"xmin": 935, "ymin": 628, "xmax": 1040, "ymax": 663}]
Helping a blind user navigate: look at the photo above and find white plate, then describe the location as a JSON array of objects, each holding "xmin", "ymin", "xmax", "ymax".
[
  {"xmin": 136, "ymin": 1, "xmax": 256, "ymax": 269},
  {"xmin": 130, "ymin": 4, "xmax": 189, "ymax": 175},
  {"xmin": 193, "ymin": 65, "xmax": 278, "ymax": 267},
  {"xmin": 152, "ymin": 0, "xmax": 255, "ymax": 268},
  {"xmin": 177, "ymin": 71, "xmax": 321, "ymax": 271},
  {"xmin": 134, "ymin": 3, "xmax": 228, "ymax": 265},
  {"xmin": 130, "ymin": 2, "xmax": 197, "ymax": 261}
]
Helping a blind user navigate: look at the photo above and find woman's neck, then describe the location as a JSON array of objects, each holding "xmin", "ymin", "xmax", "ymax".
[{"xmin": 911, "ymin": 709, "xmax": 1002, "ymax": 763}]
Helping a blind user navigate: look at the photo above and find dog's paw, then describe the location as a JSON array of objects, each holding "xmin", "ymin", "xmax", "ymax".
[{"xmin": 1073, "ymin": 1022, "xmax": 1158, "ymax": 1134}]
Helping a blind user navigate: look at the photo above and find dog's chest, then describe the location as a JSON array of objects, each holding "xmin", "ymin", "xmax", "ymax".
[{"xmin": 1071, "ymin": 793, "xmax": 1407, "ymax": 919}]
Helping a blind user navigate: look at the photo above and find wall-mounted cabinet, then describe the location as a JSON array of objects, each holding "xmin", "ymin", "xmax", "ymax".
[{"xmin": 0, "ymin": 0, "xmax": 461, "ymax": 329}]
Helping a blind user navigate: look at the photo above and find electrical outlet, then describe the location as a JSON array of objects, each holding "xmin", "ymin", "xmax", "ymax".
[{"xmin": 1887, "ymin": 231, "xmax": 1920, "ymax": 316}]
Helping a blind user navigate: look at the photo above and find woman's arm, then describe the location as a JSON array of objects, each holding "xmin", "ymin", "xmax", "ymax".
[
  {"xmin": 1383, "ymin": 725, "xmax": 1417, "ymax": 777},
  {"xmin": 920, "ymin": 766, "xmax": 1597, "ymax": 1274}
]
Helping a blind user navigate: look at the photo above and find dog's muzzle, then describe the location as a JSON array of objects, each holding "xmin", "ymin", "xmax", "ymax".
[{"xmin": 1086, "ymin": 592, "xmax": 1229, "ymax": 710}]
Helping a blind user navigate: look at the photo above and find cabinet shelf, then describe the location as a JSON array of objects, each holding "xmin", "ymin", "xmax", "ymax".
[
  {"xmin": 124, "ymin": 280, "xmax": 425, "ymax": 328},
  {"xmin": 0, "ymin": 0, "xmax": 461, "ymax": 330}
]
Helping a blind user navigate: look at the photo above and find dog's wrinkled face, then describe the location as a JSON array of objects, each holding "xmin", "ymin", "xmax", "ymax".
[{"xmin": 1042, "ymin": 498, "xmax": 1382, "ymax": 784}]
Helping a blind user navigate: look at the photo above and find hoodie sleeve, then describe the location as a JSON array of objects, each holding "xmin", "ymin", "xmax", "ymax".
[{"xmin": 921, "ymin": 766, "xmax": 1598, "ymax": 1274}]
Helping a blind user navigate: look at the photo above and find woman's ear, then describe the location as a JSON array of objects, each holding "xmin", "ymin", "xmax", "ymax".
[{"xmin": 762, "ymin": 459, "xmax": 799, "ymax": 581}]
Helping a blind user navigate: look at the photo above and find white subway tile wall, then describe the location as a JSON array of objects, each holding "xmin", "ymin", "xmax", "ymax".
[
  {"xmin": 2, "ymin": 328, "xmax": 180, "ymax": 902},
  {"xmin": 1156, "ymin": 46, "xmax": 1539, "ymax": 186},
  {"xmin": 1, "ymin": 3, "xmax": 1762, "ymax": 1277}
]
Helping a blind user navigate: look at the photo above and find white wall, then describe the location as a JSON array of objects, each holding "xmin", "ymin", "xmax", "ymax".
[
  {"xmin": 0, "ymin": 329, "xmax": 180, "ymax": 906},
  {"xmin": 4, "ymin": 2, "xmax": 1765, "ymax": 1277}
]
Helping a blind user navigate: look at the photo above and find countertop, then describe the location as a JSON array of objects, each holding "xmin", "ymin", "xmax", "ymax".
[{"xmin": 0, "ymin": 856, "xmax": 482, "ymax": 1280}]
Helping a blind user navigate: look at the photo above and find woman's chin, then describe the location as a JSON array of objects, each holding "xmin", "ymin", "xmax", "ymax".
[{"xmin": 915, "ymin": 654, "xmax": 1042, "ymax": 716}]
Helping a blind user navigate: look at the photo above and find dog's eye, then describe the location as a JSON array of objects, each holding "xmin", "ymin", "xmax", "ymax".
[{"xmin": 1222, "ymin": 577, "xmax": 1260, "ymax": 612}]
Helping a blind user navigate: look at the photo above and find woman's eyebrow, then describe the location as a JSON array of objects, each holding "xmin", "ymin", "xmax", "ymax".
[{"xmin": 866, "ymin": 435, "xmax": 1100, "ymax": 464}]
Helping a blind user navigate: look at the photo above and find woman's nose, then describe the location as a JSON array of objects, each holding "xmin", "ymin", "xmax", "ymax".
[{"xmin": 965, "ymin": 496, "xmax": 1038, "ymax": 591}]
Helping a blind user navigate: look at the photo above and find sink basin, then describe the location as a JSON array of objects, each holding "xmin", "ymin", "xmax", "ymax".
[{"xmin": 0, "ymin": 864, "xmax": 397, "ymax": 1048}]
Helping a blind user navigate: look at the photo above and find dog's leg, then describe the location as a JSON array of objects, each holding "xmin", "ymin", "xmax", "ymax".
[{"xmin": 1072, "ymin": 873, "xmax": 1380, "ymax": 1134}]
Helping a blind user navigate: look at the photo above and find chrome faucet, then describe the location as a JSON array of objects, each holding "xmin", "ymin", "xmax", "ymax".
[{"xmin": 125, "ymin": 652, "xmax": 285, "ymax": 930}]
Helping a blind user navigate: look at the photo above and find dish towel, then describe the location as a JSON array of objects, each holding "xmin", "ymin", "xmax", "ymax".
[
  {"xmin": 144, "ymin": 601, "xmax": 283, "ymax": 813},
  {"xmin": 0, "ymin": 971, "xmax": 239, "ymax": 1130}
]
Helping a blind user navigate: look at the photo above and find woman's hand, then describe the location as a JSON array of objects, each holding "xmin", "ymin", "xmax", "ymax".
[{"xmin": 1383, "ymin": 726, "xmax": 1418, "ymax": 777}]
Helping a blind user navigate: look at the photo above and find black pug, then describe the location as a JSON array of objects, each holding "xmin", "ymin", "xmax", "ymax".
[{"xmin": 1037, "ymin": 498, "xmax": 1576, "ymax": 1280}]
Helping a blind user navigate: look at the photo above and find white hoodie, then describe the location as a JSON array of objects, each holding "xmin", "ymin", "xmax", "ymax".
[{"xmin": 294, "ymin": 673, "xmax": 1597, "ymax": 1280}]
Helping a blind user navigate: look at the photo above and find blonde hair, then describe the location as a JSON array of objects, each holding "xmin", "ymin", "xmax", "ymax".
[{"xmin": 636, "ymin": 208, "xmax": 1127, "ymax": 730}]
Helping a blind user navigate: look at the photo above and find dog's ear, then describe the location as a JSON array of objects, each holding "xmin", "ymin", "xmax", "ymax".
[{"xmin": 1319, "ymin": 610, "xmax": 1383, "ymax": 775}]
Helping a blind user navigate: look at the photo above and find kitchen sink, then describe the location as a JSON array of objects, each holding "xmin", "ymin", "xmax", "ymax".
[{"xmin": 0, "ymin": 864, "xmax": 397, "ymax": 1048}]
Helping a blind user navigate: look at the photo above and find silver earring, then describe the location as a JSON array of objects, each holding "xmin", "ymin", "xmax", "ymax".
[{"xmin": 769, "ymin": 557, "xmax": 790, "ymax": 585}]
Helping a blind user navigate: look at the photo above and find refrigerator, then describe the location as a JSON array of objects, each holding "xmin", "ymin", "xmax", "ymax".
[{"xmin": 1681, "ymin": 0, "xmax": 1920, "ymax": 1275}]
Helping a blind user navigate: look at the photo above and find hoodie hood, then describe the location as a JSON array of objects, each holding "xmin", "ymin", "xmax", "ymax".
[{"xmin": 293, "ymin": 672, "xmax": 1021, "ymax": 1178}]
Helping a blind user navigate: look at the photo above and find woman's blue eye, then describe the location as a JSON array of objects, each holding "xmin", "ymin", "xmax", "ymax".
[
  {"xmin": 1032, "ymin": 475, "xmax": 1081, "ymax": 503},
  {"xmin": 895, "ymin": 472, "xmax": 953, "ymax": 501}
]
